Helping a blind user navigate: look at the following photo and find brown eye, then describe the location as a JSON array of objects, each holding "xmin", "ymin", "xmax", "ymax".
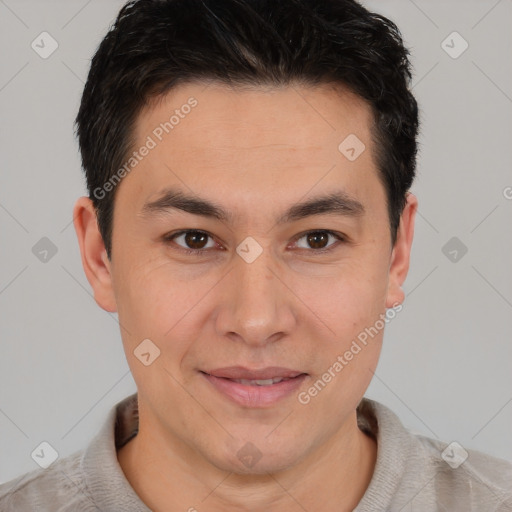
[
  {"xmin": 307, "ymin": 232, "xmax": 329, "ymax": 249},
  {"xmin": 165, "ymin": 230, "xmax": 216, "ymax": 253},
  {"xmin": 294, "ymin": 230, "xmax": 343, "ymax": 252},
  {"xmin": 182, "ymin": 231, "xmax": 209, "ymax": 249}
]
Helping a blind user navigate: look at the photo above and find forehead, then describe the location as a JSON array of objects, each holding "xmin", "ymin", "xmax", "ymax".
[
  {"xmin": 121, "ymin": 82, "xmax": 380, "ymax": 212},
  {"xmin": 136, "ymin": 81, "xmax": 374, "ymax": 152}
]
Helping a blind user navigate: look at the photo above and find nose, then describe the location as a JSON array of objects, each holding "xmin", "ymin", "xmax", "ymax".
[{"xmin": 214, "ymin": 243, "xmax": 297, "ymax": 348}]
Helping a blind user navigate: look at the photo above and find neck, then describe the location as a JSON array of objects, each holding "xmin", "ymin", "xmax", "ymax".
[{"xmin": 117, "ymin": 407, "xmax": 377, "ymax": 512}]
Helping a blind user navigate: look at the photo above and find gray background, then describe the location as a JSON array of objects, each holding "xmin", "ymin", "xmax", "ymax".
[{"xmin": 1, "ymin": 0, "xmax": 511, "ymax": 484}]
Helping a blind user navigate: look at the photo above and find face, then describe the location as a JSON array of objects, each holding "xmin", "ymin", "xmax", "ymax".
[{"xmin": 75, "ymin": 82, "xmax": 416, "ymax": 475}]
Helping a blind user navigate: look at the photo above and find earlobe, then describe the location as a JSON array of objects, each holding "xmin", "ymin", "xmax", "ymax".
[
  {"xmin": 73, "ymin": 196, "xmax": 117, "ymax": 313},
  {"xmin": 385, "ymin": 193, "xmax": 418, "ymax": 308}
]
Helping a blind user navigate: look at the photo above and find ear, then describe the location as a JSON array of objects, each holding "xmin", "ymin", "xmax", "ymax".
[
  {"xmin": 73, "ymin": 196, "xmax": 117, "ymax": 312},
  {"xmin": 385, "ymin": 192, "xmax": 418, "ymax": 308}
]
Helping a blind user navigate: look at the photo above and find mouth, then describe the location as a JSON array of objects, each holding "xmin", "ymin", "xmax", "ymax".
[
  {"xmin": 201, "ymin": 373, "xmax": 304, "ymax": 386},
  {"xmin": 222, "ymin": 376, "xmax": 297, "ymax": 386},
  {"xmin": 199, "ymin": 367, "xmax": 308, "ymax": 407},
  {"xmin": 201, "ymin": 366, "xmax": 305, "ymax": 380}
]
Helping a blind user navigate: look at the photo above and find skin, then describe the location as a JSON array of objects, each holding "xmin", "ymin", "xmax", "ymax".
[{"xmin": 73, "ymin": 82, "xmax": 417, "ymax": 512}]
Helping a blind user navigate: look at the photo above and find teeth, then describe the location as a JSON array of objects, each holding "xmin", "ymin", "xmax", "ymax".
[{"xmin": 232, "ymin": 377, "xmax": 289, "ymax": 386}]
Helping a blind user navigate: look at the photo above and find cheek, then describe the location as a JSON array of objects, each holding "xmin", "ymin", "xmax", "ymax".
[
  {"xmin": 112, "ymin": 256, "xmax": 182, "ymax": 341},
  {"xmin": 297, "ymin": 271, "xmax": 386, "ymax": 422},
  {"xmin": 298, "ymin": 256, "xmax": 389, "ymax": 333},
  {"xmin": 112, "ymin": 259, "xmax": 201, "ymax": 393},
  {"xmin": 307, "ymin": 287, "xmax": 385, "ymax": 382},
  {"xmin": 112, "ymin": 255, "xmax": 221, "ymax": 357},
  {"xmin": 295, "ymin": 255, "xmax": 388, "ymax": 389}
]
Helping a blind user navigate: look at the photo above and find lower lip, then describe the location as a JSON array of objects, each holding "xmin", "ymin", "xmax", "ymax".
[{"xmin": 201, "ymin": 372, "xmax": 308, "ymax": 407}]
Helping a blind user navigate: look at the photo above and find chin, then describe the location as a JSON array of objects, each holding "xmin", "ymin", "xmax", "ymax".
[
  {"xmin": 209, "ymin": 438, "xmax": 304, "ymax": 476},
  {"xmin": 219, "ymin": 457, "xmax": 298, "ymax": 477}
]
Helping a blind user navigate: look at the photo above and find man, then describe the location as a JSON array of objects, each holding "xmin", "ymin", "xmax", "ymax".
[{"xmin": 1, "ymin": 0, "xmax": 511, "ymax": 510}]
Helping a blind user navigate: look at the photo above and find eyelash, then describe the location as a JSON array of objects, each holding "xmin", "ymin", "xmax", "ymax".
[{"xmin": 162, "ymin": 229, "xmax": 346, "ymax": 256}]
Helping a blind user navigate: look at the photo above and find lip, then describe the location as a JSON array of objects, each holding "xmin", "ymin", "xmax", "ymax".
[
  {"xmin": 204, "ymin": 366, "xmax": 304, "ymax": 380},
  {"xmin": 200, "ymin": 367, "xmax": 308, "ymax": 408}
]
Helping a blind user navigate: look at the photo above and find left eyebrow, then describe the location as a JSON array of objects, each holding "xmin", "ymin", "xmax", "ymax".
[
  {"xmin": 278, "ymin": 191, "xmax": 365, "ymax": 224},
  {"xmin": 139, "ymin": 186, "xmax": 365, "ymax": 224}
]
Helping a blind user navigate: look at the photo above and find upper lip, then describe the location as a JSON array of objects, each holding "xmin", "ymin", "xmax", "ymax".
[{"xmin": 202, "ymin": 366, "xmax": 306, "ymax": 380}]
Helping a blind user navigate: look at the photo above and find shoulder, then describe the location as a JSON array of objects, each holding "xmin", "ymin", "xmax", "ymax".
[
  {"xmin": 0, "ymin": 393, "xmax": 142, "ymax": 512},
  {"xmin": 0, "ymin": 450, "xmax": 98, "ymax": 511},
  {"xmin": 416, "ymin": 434, "xmax": 512, "ymax": 510},
  {"xmin": 357, "ymin": 398, "xmax": 512, "ymax": 511}
]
